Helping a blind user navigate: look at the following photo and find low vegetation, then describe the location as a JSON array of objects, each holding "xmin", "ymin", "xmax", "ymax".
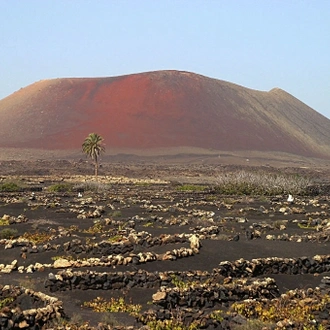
[
  {"xmin": 0, "ymin": 297, "xmax": 14, "ymax": 309},
  {"xmin": 83, "ymin": 296, "xmax": 141, "ymax": 314},
  {"xmin": 73, "ymin": 181, "xmax": 111, "ymax": 193},
  {"xmin": 0, "ymin": 182, "xmax": 21, "ymax": 192},
  {"xmin": 47, "ymin": 183, "xmax": 73, "ymax": 192},
  {"xmin": 21, "ymin": 230, "xmax": 54, "ymax": 244},
  {"xmin": 111, "ymin": 210, "xmax": 122, "ymax": 218},
  {"xmin": 231, "ymin": 289, "xmax": 330, "ymax": 329},
  {"xmin": 144, "ymin": 318, "xmax": 201, "ymax": 330},
  {"xmin": 0, "ymin": 228, "xmax": 18, "ymax": 239},
  {"xmin": 215, "ymin": 170, "xmax": 312, "ymax": 195},
  {"xmin": 83, "ymin": 222, "xmax": 107, "ymax": 234},
  {"xmin": 0, "ymin": 217, "xmax": 10, "ymax": 226},
  {"xmin": 176, "ymin": 184, "xmax": 207, "ymax": 192}
]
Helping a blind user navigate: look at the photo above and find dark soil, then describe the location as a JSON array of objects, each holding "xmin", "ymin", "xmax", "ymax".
[{"xmin": 1, "ymin": 160, "xmax": 330, "ymax": 328}]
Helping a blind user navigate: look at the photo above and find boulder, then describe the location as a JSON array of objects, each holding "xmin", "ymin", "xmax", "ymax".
[
  {"xmin": 53, "ymin": 258, "xmax": 72, "ymax": 269},
  {"xmin": 189, "ymin": 235, "xmax": 200, "ymax": 250},
  {"xmin": 152, "ymin": 291, "xmax": 167, "ymax": 302}
]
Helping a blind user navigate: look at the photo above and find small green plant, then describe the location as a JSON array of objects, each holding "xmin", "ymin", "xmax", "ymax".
[
  {"xmin": 209, "ymin": 310, "xmax": 224, "ymax": 322},
  {"xmin": 0, "ymin": 182, "xmax": 21, "ymax": 192},
  {"xmin": 68, "ymin": 225, "xmax": 79, "ymax": 232},
  {"xmin": 83, "ymin": 296, "xmax": 141, "ymax": 315},
  {"xmin": 298, "ymin": 223, "xmax": 318, "ymax": 230},
  {"xmin": 222, "ymin": 197, "xmax": 239, "ymax": 205},
  {"xmin": 170, "ymin": 274, "xmax": 190, "ymax": 289},
  {"xmin": 143, "ymin": 222, "xmax": 154, "ymax": 228},
  {"xmin": 51, "ymin": 255, "xmax": 75, "ymax": 261},
  {"xmin": 169, "ymin": 274, "xmax": 205, "ymax": 290},
  {"xmin": 112, "ymin": 210, "xmax": 122, "ymax": 218},
  {"xmin": 0, "ymin": 218, "xmax": 10, "ymax": 226},
  {"xmin": 0, "ymin": 182, "xmax": 22, "ymax": 192},
  {"xmin": 21, "ymin": 230, "xmax": 53, "ymax": 244},
  {"xmin": 0, "ymin": 297, "xmax": 14, "ymax": 308},
  {"xmin": 108, "ymin": 235, "xmax": 124, "ymax": 243},
  {"xmin": 0, "ymin": 228, "xmax": 18, "ymax": 239},
  {"xmin": 46, "ymin": 316, "xmax": 90, "ymax": 329},
  {"xmin": 146, "ymin": 319, "xmax": 200, "ymax": 330},
  {"xmin": 48, "ymin": 183, "xmax": 73, "ymax": 192},
  {"xmin": 141, "ymin": 307, "xmax": 203, "ymax": 330},
  {"xmin": 69, "ymin": 313, "xmax": 84, "ymax": 325},
  {"xmin": 100, "ymin": 312, "xmax": 119, "ymax": 327},
  {"xmin": 83, "ymin": 222, "xmax": 105, "ymax": 234}
]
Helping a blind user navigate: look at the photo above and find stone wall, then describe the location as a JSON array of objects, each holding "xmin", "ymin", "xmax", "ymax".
[
  {"xmin": 215, "ymin": 254, "xmax": 330, "ymax": 278},
  {"xmin": 44, "ymin": 254, "xmax": 330, "ymax": 293},
  {"xmin": 0, "ymin": 284, "xmax": 64, "ymax": 329}
]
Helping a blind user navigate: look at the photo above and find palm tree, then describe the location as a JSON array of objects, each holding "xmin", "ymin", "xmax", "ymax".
[{"xmin": 82, "ymin": 133, "xmax": 105, "ymax": 177}]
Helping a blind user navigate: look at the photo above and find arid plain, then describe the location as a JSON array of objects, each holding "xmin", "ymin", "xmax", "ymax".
[{"xmin": 1, "ymin": 153, "xmax": 330, "ymax": 329}]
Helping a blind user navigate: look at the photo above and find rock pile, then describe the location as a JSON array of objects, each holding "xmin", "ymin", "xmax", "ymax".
[{"xmin": 0, "ymin": 214, "xmax": 28, "ymax": 224}]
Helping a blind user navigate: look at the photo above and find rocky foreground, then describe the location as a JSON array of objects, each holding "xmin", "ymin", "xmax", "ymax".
[{"xmin": 1, "ymin": 169, "xmax": 330, "ymax": 329}]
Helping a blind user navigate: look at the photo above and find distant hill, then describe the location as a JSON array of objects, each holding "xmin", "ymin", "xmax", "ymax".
[{"xmin": 0, "ymin": 70, "xmax": 330, "ymax": 158}]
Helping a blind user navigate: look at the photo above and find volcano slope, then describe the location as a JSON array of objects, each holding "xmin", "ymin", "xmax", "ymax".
[{"xmin": 1, "ymin": 70, "xmax": 330, "ymax": 158}]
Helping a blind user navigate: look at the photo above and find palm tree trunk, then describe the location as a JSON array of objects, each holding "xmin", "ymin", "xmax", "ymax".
[{"xmin": 94, "ymin": 158, "xmax": 98, "ymax": 177}]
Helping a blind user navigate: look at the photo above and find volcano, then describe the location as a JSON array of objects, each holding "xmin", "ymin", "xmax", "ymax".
[{"xmin": 0, "ymin": 70, "xmax": 330, "ymax": 158}]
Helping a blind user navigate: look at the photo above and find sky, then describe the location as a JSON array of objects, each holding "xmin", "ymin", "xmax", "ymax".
[{"xmin": 1, "ymin": 0, "xmax": 330, "ymax": 118}]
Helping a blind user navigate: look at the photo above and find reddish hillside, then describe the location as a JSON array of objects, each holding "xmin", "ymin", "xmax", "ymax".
[{"xmin": 0, "ymin": 70, "xmax": 330, "ymax": 157}]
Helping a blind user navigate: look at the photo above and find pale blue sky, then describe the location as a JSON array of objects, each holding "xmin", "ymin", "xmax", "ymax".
[{"xmin": 1, "ymin": 0, "xmax": 329, "ymax": 117}]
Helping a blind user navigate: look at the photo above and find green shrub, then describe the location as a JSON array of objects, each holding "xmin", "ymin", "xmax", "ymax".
[
  {"xmin": 83, "ymin": 296, "xmax": 141, "ymax": 315},
  {"xmin": 0, "ymin": 218, "xmax": 10, "ymax": 226},
  {"xmin": 48, "ymin": 183, "xmax": 73, "ymax": 192},
  {"xmin": 0, "ymin": 297, "xmax": 14, "ymax": 309},
  {"xmin": 100, "ymin": 312, "xmax": 119, "ymax": 327},
  {"xmin": 112, "ymin": 210, "xmax": 122, "ymax": 218},
  {"xmin": 21, "ymin": 230, "xmax": 53, "ymax": 244},
  {"xmin": 0, "ymin": 182, "xmax": 21, "ymax": 192},
  {"xmin": 0, "ymin": 228, "xmax": 18, "ymax": 239},
  {"xmin": 83, "ymin": 222, "xmax": 105, "ymax": 234},
  {"xmin": 176, "ymin": 184, "xmax": 207, "ymax": 192}
]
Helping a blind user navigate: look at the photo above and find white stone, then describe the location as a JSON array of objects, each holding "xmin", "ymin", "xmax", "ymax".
[
  {"xmin": 152, "ymin": 291, "xmax": 167, "ymax": 301},
  {"xmin": 53, "ymin": 258, "xmax": 72, "ymax": 269},
  {"xmin": 189, "ymin": 234, "xmax": 200, "ymax": 250}
]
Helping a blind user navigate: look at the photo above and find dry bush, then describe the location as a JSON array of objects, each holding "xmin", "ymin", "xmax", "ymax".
[
  {"xmin": 215, "ymin": 170, "xmax": 312, "ymax": 196},
  {"xmin": 73, "ymin": 181, "xmax": 111, "ymax": 193}
]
